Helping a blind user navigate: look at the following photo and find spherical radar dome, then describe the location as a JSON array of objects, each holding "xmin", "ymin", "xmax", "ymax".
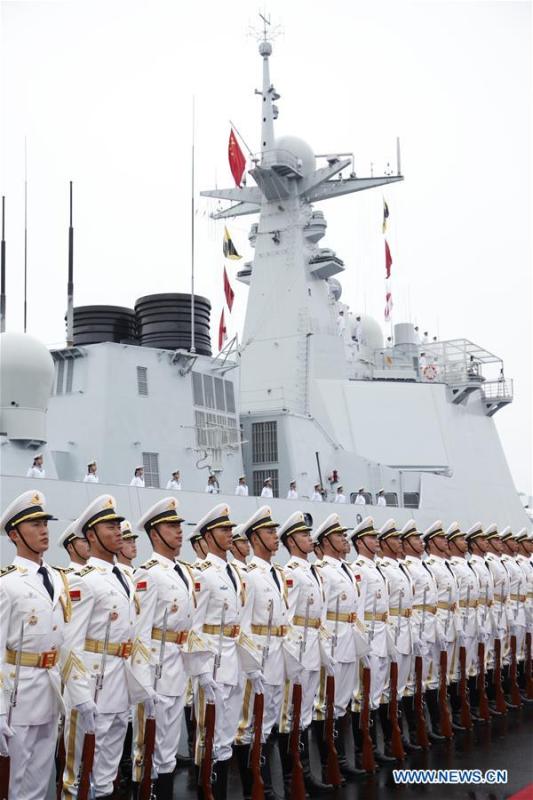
[
  {"xmin": 0, "ymin": 332, "xmax": 55, "ymax": 441},
  {"xmin": 275, "ymin": 135, "xmax": 316, "ymax": 178},
  {"xmin": 355, "ymin": 314, "xmax": 384, "ymax": 350}
]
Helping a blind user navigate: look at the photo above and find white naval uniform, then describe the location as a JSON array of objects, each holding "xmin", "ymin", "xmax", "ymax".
[
  {"xmin": 131, "ymin": 553, "xmax": 196, "ymax": 777},
  {"xmin": 468, "ymin": 554, "xmax": 494, "ymax": 672},
  {"xmin": 130, "ymin": 477, "xmax": 145, "ymax": 488},
  {"xmin": 287, "ymin": 489, "xmax": 298, "ymax": 500},
  {"xmin": 380, "ymin": 556, "xmax": 414, "ymax": 698},
  {"xmin": 0, "ymin": 558, "xmax": 67, "ymax": 800},
  {"xmin": 188, "ymin": 555, "xmax": 254, "ymax": 763},
  {"xmin": 354, "ymin": 494, "xmax": 366, "ymax": 506},
  {"xmin": 314, "ymin": 556, "xmax": 368, "ymax": 718},
  {"xmin": 424, "ymin": 556, "xmax": 458, "ymax": 689},
  {"xmin": 310, "ymin": 492, "xmax": 323, "ymax": 503},
  {"xmin": 403, "ymin": 555, "xmax": 438, "ymax": 694},
  {"xmin": 26, "ymin": 466, "xmax": 45, "ymax": 479},
  {"xmin": 350, "ymin": 554, "xmax": 389, "ymax": 709},
  {"xmin": 83, "ymin": 474, "xmax": 99, "ymax": 484},
  {"xmin": 166, "ymin": 479, "xmax": 182, "ymax": 490},
  {"xmin": 236, "ymin": 556, "xmax": 290, "ymax": 744},
  {"xmin": 235, "ymin": 484, "xmax": 249, "ymax": 497},
  {"xmin": 377, "ymin": 496, "xmax": 387, "ymax": 507},
  {"xmin": 485, "ymin": 552, "xmax": 510, "ymax": 667},
  {"xmin": 448, "ymin": 556, "xmax": 479, "ymax": 679},
  {"xmin": 501, "ymin": 553, "xmax": 527, "ymax": 663},
  {"xmin": 280, "ymin": 557, "xmax": 327, "ymax": 732},
  {"xmin": 261, "ymin": 487, "xmax": 273, "ymax": 499},
  {"xmin": 61, "ymin": 556, "xmax": 147, "ymax": 798},
  {"xmin": 334, "ymin": 493, "xmax": 346, "ymax": 504},
  {"xmin": 516, "ymin": 553, "xmax": 533, "ymax": 643}
]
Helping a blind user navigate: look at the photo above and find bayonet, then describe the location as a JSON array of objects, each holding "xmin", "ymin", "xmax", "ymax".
[{"xmin": 214, "ymin": 601, "xmax": 228, "ymax": 680}]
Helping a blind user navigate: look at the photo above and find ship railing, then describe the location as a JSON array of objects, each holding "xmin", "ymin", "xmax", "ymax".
[
  {"xmin": 252, "ymin": 149, "xmax": 304, "ymax": 176},
  {"xmin": 480, "ymin": 378, "xmax": 514, "ymax": 403}
]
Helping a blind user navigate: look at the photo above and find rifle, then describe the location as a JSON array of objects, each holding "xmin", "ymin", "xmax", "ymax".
[
  {"xmin": 414, "ymin": 588, "xmax": 430, "ymax": 748},
  {"xmin": 459, "ymin": 586, "xmax": 473, "ymax": 729},
  {"xmin": 55, "ymin": 694, "xmax": 67, "ymax": 799},
  {"xmin": 360, "ymin": 594, "xmax": 376, "ymax": 772},
  {"xmin": 325, "ymin": 596, "xmax": 342, "ymax": 786},
  {"xmin": 289, "ymin": 595, "xmax": 311, "ymax": 800},
  {"xmin": 438, "ymin": 589, "xmax": 453, "ymax": 739},
  {"xmin": 389, "ymin": 592, "xmax": 405, "ymax": 760},
  {"xmin": 200, "ymin": 602, "xmax": 227, "ymax": 800},
  {"xmin": 140, "ymin": 608, "xmax": 168, "ymax": 800},
  {"xmin": 525, "ymin": 632, "xmax": 533, "ymax": 700},
  {"xmin": 509, "ymin": 633, "xmax": 522, "ymax": 708},
  {"xmin": 250, "ymin": 599, "xmax": 272, "ymax": 800},
  {"xmin": 477, "ymin": 587, "xmax": 490, "ymax": 721},
  {"xmin": 0, "ymin": 620, "xmax": 24, "ymax": 800},
  {"xmin": 492, "ymin": 587, "xmax": 507, "ymax": 714}
]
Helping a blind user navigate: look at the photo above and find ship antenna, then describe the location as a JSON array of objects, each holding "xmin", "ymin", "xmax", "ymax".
[
  {"xmin": 66, "ymin": 181, "xmax": 74, "ymax": 347},
  {"xmin": 396, "ymin": 137, "xmax": 402, "ymax": 176},
  {"xmin": 190, "ymin": 95, "xmax": 196, "ymax": 354},
  {"xmin": 23, "ymin": 137, "xmax": 28, "ymax": 332},
  {"xmin": 1, "ymin": 196, "xmax": 5, "ymax": 332}
]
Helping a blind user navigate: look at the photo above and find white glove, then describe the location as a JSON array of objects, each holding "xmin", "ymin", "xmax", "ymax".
[
  {"xmin": 250, "ymin": 674, "xmax": 264, "ymax": 695},
  {"xmin": 360, "ymin": 655, "xmax": 371, "ymax": 670},
  {"xmin": 198, "ymin": 673, "xmax": 218, "ymax": 704},
  {"xmin": 412, "ymin": 640, "xmax": 423, "ymax": 657},
  {"xmin": 321, "ymin": 652, "xmax": 335, "ymax": 677},
  {"xmin": 75, "ymin": 700, "xmax": 97, "ymax": 733},
  {"xmin": 0, "ymin": 714, "xmax": 13, "ymax": 755}
]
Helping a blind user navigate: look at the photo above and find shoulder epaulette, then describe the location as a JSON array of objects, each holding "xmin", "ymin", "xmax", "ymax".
[
  {"xmin": 52, "ymin": 565, "xmax": 74, "ymax": 574},
  {"xmin": 286, "ymin": 562, "xmax": 298, "ymax": 570},
  {"xmin": 177, "ymin": 559, "xmax": 192, "ymax": 568},
  {"xmin": 198, "ymin": 560, "xmax": 212, "ymax": 571},
  {"xmin": 78, "ymin": 565, "xmax": 96, "ymax": 577},
  {"xmin": 355, "ymin": 559, "xmax": 364, "ymax": 566},
  {"xmin": 314, "ymin": 562, "xmax": 324, "ymax": 569},
  {"xmin": 0, "ymin": 565, "xmax": 16, "ymax": 578},
  {"xmin": 247, "ymin": 563, "xmax": 258, "ymax": 571},
  {"xmin": 140, "ymin": 559, "xmax": 159, "ymax": 570}
]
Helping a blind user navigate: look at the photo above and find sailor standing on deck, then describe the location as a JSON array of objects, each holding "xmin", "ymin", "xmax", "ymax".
[
  {"xmin": 166, "ymin": 470, "xmax": 182, "ymax": 491},
  {"xmin": 130, "ymin": 466, "xmax": 145, "ymax": 487},
  {"xmin": 423, "ymin": 521, "xmax": 458, "ymax": 737},
  {"xmin": 235, "ymin": 476, "xmax": 249, "ymax": 497},
  {"xmin": 500, "ymin": 527, "xmax": 527, "ymax": 671},
  {"xmin": 287, "ymin": 481, "xmax": 298, "ymax": 500},
  {"xmin": 131, "ymin": 497, "xmax": 196, "ymax": 798},
  {"xmin": 233, "ymin": 506, "xmax": 289, "ymax": 800},
  {"xmin": 354, "ymin": 488, "xmax": 366, "ymax": 506},
  {"xmin": 465, "ymin": 523, "xmax": 495, "ymax": 717},
  {"xmin": 311, "ymin": 514, "xmax": 367, "ymax": 780},
  {"xmin": 334, "ymin": 486, "xmax": 346, "ymax": 504},
  {"xmin": 378, "ymin": 519, "xmax": 422, "ymax": 753},
  {"xmin": 400, "ymin": 519, "xmax": 442, "ymax": 743},
  {"xmin": 83, "ymin": 460, "xmax": 99, "ymax": 483},
  {"xmin": 26, "ymin": 453, "xmax": 45, "ymax": 478},
  {"xmin": 261, "ymin": 477, "xmax": 274, "ymax": 498},
  {"xmin": 58, "ymin": 520, "xmax": 90, "ymax": 571},
  {"xmin": 0, "ymin": 490, "xmax": 68, "ymax": 800},
  {"xmin": 349, "ymin": 516, "xmax": 395, "ymax": 763},
  {"xmin": 60, "ymin": 494, "xmax": 150, "ymax": 799},
  {"xmin": 310, "ymin": 483, "xmax": 323, "ymax": 502},
  {"xmin": 278, "ymin": 511, "xmax": 335, "ymax": 796},
  {"xmin": 229, "ymin": 524, "xmax": 251, "ymax": 570},
  {"xmin": 184, "ymin": 504, "xmax": 262, "ymax": 800}
]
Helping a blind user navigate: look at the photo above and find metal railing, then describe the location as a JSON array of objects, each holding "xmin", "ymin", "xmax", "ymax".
[{"xmin": 481, "ymin": 379, "xmax": 514, "ymax": 403}]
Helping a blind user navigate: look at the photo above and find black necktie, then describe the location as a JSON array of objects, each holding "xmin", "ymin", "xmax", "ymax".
[
  {"xmin": 341, "ymin": 562, "xmax": 353, "ymax": 582},
  {"xmin": 226, "ymin": 563, "xmax": 238, "ymax": 592},
  {"xmin": 37, "ymin": 565, "xmax": 54, "ymax": 600},
  {"xmin": 174, "ymin": 562, "xmax": 189, "ymax": 589},
  {"xmin": 310, "ymin": 564, "xmax": 321, "ymax": 586},
  {"xmin": 113, "ymin": 565, "xmax": 131, "ymax": 597},
  {"xmin": 270, "ymin": 566, "xmax": 281, "ymax": 592}
]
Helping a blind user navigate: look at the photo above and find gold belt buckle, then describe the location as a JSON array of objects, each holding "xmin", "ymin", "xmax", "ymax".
[
  {"xmin": 119, "ymin": 641, "xmax": 133, "ymax": 659},
  {"xmin": 280, "ymin": 625, "xmax": 287, "ymax": 636},
  {"xmin": 231, "ymin": 625, "xmax": 240, "ymax": 638},
  {"xmin": 39, "ymin": 650, "xmax": 57, "ymax": 669},
  {"xmin": 177, "ymin": 631, "xmax": 187, "ymax": 645},
  {"xmin": 349, "ymin": 613, "xmax": 357, "ymax": 623}
]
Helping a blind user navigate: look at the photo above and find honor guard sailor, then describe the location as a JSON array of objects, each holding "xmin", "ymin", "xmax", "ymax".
[
  {"xmin": 400, "ymin": 519, "xmax": 441, "ymax": 743},
  {"xmin": 58, "ymin": 520, "xmax": 90, "ymax": 571},
  {"xmin": 230, "ymin": 524, "xmax": 251, "ymax": 570},
  {"xmin": 500, "ymin": 527, "xmax": 527, "ymax": 672},
  {"xmin": 233, "ymin": 506, "xmax": 289, "ymax": 799},
  {"xmin": 116, "ymin": 521, "xmax": 138, "ymax": 581},
  {"xmin": 131, "ymin": 497, "xmax": 196, "ymax": 798},
  {"xmin": 278, "ymin": 511, "xmax": 335, "ymax": 795},
  {"xmin": 311, "ymin": 514, "xmax": 368, "ymax": 780},
  {"xmin": 349, "ymin": 516, "xmax": 395, "ymax": 763},
  {"xmin": 184, "ymin": 504, "xmax": 261, "ymax": 800},
  {"xmin": 0, "ymin": 490, "xmax": 67, "ymax": 800},
  {"xmin": 60, "ymin": 494, "xmax": 150, "ymax": 799}
]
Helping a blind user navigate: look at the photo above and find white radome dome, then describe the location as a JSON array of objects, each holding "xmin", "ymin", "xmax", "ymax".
[
  {"xmin": 354, "ymin": 314, "xmax": 384, "ymax": 350},
  {"xmin": 275, "ymin": 135, "xmax": 316, "ymax": 178},
  {"xmin": 0, "ymin": 332, "xmax": 55, "ymax": 441}
]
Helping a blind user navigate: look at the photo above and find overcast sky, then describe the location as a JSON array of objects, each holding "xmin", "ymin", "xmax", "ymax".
[{"xmin": 1, "ymin": 0, "xmax": 531, "ymax": 496}]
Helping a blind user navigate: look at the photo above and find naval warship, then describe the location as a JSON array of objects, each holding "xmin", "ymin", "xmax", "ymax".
[{"xmin": 0, "ymin": 26, "xmax": 530, "ymax": 570}]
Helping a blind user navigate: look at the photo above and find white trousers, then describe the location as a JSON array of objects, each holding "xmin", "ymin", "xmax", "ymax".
[
  {"xmin": 382, "ymin": 653, "xmax": 412, "ymax": 702},
  {"xmin": 132, "ymin": 693, "xmax": 186, "ymax": 779},
  {"xmin": 427, "ymin": 641, "xmax": 454, "ymax": 691},
  {"xmin": 279, "ymin": 669, "xmax": 320, "ymax": 733},
  {"xmin": 405, "ymin": 645, "xmax": 432, "ymax": 696},
  {"xmin": 314, "ymin": 662, "xmax": 357, "ymax": 720},
  {"xmin": 236, "ymin": 679, "xmax": 284, "ymax": 744},
  {"xmin": 8, "ymin": 718, "xmax": 57, "ymax": 800},
  {"xmin": 194, "ymin": 681, "xmax": 245, "ymax": 763},
  {"xmin": 62, "ymin": 708, "xmax": 129, "ymax": 797}
]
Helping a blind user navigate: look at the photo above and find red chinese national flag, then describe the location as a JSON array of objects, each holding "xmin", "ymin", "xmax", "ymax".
[
  {"xmin": 218, "ymin": 308, "xmax": 227, "ymax": 350},
  {"xmin": 228, "ymin": 128, "xmax": 246, "ymax": 187},
  {"xmin": 223, "ymin": 267, "xmax": 235, "ymax": 312},
  {"xmin": 385, "ymin": 240, "xmax": 393, "ymax": 279}
]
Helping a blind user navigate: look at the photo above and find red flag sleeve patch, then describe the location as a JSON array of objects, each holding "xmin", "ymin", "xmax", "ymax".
[
  {"xmin": 69, "ymin": 588, "xmax": 81, "ymax": 602},
  {"xmin": 354, "ymin": 573, "xmax": 362, "ymax": 582},
  {"xmin": 286, "ymin": 578, "xmax": 294, "ymax": 588},
  {"xmin": 136, "ymin": 580, "xmax": 148, "ymax": 592},
  {"xmin": 194, "ymin": 580, "xmax": 201, "ymax": 592}
]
